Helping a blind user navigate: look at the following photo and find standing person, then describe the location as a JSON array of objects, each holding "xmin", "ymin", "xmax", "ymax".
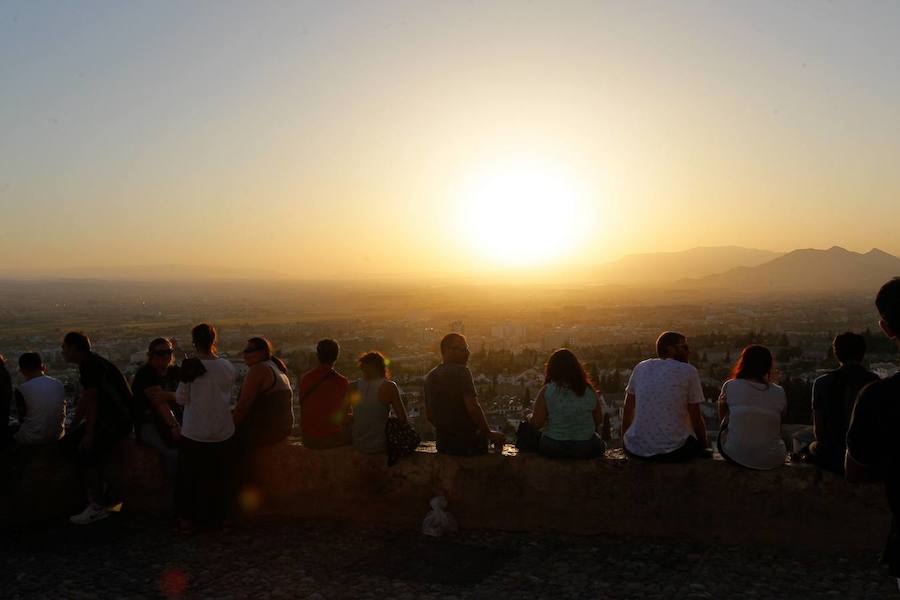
[
  {"xmin": 804, "ymin": 332, "xmax": 878, "ymax": 473},
  {"xmin": 13, "ymin": 353, "xmax": 66, "ymax": 445},
  {"xmin": 350, "ymin": 351, "xmax": 407, "ymax": 454},
  {"xmin": 233, "ymin": 336, "xmax": 294, "ymax": 450},
  {"xmin": 717, "ymin": 345, "xmax": 787, "ymax": 470},
  {"xmin": 131, "ymin": 338, "xmax": 181, "ymax": 482},
  {"xmin": 621, "ymin": 331, "xmax": 709, "ymax": 461},
  {"xmin": 424, "ymin": 333, "xmax": 505, "ymax": 456},
  {"xmin": 846, "ymin": 278, "xmax": 900, "ymax": 586},
  {"xmin": 62, "ymin": 332, "xmax": 133, "ymax": 525},
  {"xmin": 0, "ymin": 354, "xmax": 12, "ymax": 448},
  {"xmin": 299, "ymin": 339, "xmax": 351, "ymax": 449},
  {"xmin": 530, "ymin": 349, "xmax": 605, "ymax": 459},
  {"xmin": 175, "ymin": 324, "xmax": 236, "ymax": 531}
]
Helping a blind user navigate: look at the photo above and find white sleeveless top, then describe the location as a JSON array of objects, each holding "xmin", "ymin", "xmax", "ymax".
[{"xmin": 719, "ymin": 379, "xmax": 787, "ymax": 470}]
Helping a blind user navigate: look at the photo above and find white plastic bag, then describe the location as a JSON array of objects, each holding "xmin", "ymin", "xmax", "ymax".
[{"xmin": 422, "ymin": 495, "xmax": 458, "ymax": 537}]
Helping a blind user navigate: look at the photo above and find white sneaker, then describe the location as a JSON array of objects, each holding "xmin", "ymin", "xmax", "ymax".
[{"xmin": 69, "ymin": 503, "xmax": 110, "ymax": 525}]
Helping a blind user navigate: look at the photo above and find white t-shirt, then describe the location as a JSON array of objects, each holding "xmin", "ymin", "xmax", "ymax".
[
  {"xmin": 14, "ymin": 375, "xmax": 66, "ymax": 444},
  {"xmin": 624, "ymin": 358, "xmax": 704, "ymax": 457},
  {"xmin": 719, "ymin": 379, "xmax": 787, "ymax": 470},
  {"xmin": 176, "ymin": 358, "xmax": 236, "ymax": 443}
]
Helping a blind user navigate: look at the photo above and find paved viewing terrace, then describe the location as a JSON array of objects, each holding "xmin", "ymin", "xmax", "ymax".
[{"xmin": 2, "ymin": 439, "xmax": 895, "ymax": 598}]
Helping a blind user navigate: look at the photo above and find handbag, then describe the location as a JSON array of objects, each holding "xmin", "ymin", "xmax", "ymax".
[
  {"xmin": 385, "ymin": 416, "xmax": 421, "ymax": 466},
  {"xmin": 515, "ymin": 420, "xmax": 542, "ymax": 452}
]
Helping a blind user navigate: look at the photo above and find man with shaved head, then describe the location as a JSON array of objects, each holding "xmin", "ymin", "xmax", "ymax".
[{"xmin": 424, "ymin": 333, "xmax": 505, "ymax": 455}]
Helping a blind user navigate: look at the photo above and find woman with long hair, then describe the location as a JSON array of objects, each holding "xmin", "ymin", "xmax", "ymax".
[
  {"xmin": 175, "ymin": 323, "xmax": 236, "ymax": 531},
  {"xmin": 232, "ymin": 336, "xmax": 294, "ymax": 451},
  {"xmin": 530, "ymin": 348, "xmax": 605, "ymax": 459},
  {"xmin": 132, "ymin": 337, "xmax": 181, "ymax": 481},
  {"xmin": 717, "ymin": 345, "xmax": 787, "ymax": 470},
  {"xmin": 349, "ymin": 351, "xmax": 408, "ymax": 454}
]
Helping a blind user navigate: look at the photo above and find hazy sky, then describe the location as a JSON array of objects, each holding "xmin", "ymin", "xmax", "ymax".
[{"xmin": 2, "ymin": 1, "xmax": 899, "ymax": 278}]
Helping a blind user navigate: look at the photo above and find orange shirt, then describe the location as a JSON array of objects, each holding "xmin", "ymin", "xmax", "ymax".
[{"xmin": 298, "ymin": 365, "xmax": 350, "ymax": 440}]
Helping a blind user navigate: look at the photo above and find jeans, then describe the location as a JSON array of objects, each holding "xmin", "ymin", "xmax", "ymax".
[
  {"xmin": 139, "ymin": 422, "xmax": 178, "ymax": 482},
  {"xmin": 539, "ymin": 434, "xmax": 606, "ymax": 459}
]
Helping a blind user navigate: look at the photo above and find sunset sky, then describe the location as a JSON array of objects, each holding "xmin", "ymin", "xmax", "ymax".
[{"xmin": 1, "ymin": 1, "xmax": 899, "ymax": 279}]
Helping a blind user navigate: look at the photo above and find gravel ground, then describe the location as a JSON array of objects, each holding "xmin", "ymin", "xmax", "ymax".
[{"xmin": 1, "ymin": 514, "xmax": 895, "ymax": 599}]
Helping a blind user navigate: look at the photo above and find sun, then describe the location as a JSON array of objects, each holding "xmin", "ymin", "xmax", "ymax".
[{"xmin": 456, "ymin": 160, "xmax": 591, "ymax": 267}]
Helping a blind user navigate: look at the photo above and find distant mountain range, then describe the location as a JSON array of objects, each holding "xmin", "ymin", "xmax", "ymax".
[
  {"xmin": 0, "ymin": 264, "xmax": 288, "ymax": 281},
  {"xmin": 594, "ymin": 246, "xmax": 783, "ymax": 284},
  {"xmin": 686, "ymin": 246, "xmax": 900, "ymax": 292}
]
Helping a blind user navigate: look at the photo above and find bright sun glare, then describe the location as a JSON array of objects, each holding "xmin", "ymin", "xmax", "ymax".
[{"xmin": 457, "ymin": 160, "xmax": 592, "ymax": 267}]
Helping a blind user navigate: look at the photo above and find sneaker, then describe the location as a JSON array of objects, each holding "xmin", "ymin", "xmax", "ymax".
[{"xmin": 69, "ymin": 503, "xmax": 110, "ymax": 525}]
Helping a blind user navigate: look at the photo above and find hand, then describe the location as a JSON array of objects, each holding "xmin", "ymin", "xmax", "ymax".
[{"xmin": 488, "ymin": 431, "xmax": 506, "ymax": 448}]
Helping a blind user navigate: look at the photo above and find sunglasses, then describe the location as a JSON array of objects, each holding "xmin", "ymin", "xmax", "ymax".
[
  {"xmin": 152, "ymin": 348, "xmax": 174, "ymax": 357},
  {"xmin": 242, "ymin": 346, "xmax": 264, "ymax": 354}
]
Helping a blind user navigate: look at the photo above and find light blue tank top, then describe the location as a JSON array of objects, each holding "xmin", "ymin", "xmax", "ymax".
[
  {"xmin": 351, "ymin": 378, "xmax": 392, "ymax": 453},
  {"xmin": 543, "ymin": 383, "xmax": 598, "ymax": 442}
]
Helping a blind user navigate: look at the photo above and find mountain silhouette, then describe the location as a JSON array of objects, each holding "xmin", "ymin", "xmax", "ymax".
[
  {"xmin": 594, "ymin": 246, "xmax": 782, "ymax": 284},
  {"xmin": 687, "ymin": 247, "xmax": 900, "ymax": 291}
]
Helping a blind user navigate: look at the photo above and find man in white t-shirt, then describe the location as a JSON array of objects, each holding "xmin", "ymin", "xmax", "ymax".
[
  {"xmin": 14, "ymin": 352, "xmax": 66, "ymax": 445},
  {"xmin": 621, "ymin": 331, "xmax": 709, "ymax": 461}
]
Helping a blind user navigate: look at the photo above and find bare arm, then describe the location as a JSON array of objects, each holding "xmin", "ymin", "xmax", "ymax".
[
  {"xmin": 145, "ymin": 385, "xmax": 179, "ymax": 430},
  {"xmin": 687, "ymin": 403, "xmax": 709, "ymax": 447},
  {"xmin": 530, "ymin": 386, "xmax": 547, "ymax": 429},
  {"xmin": 621, "ymin": 392, "xmax": 636, "ymax": 437},
  {"xmin": 717, "ymin": 387, "xmax": 729, "ymax": 422},
  {"xmin": 464, "ymin": 393, "xmax": 505, "ymax": 446},
  {"xmin": 381, "ymin": 382, "xmax": 407, "ymax": 422},
  {"xmin": 232, "ymin": 364, "xmax": 270, "ymax": 426}
]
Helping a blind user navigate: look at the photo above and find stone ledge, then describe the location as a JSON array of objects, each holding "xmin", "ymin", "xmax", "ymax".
[{"xmin": 2, "ymin": 437, "xmax": 889, "ymax": 550}]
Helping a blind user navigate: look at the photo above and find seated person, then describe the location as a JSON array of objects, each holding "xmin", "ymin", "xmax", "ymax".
[
  {"xmin": 13, "ymin": 352, "xmax": 66, "ymax": 445},
  {"xmin": 717, "ymin": 345, "xmax": 787, "ymax": 470},
  {"xmin": 622, "ymin": 331, "xmax": 709, "ymax": 461},
  {"xmin": 530, "ymin": 348, "xmax": 605, "ymax": 459},
  {"xmin": 233, "ymin": 336, "xmax": 294, "ymax": 451},
  {"xmin": 349, "ymin": 351, "xmax": 407, "ymax": 454},
  {"xmin": 131, "ymin": 338, "xmax": 181, "ymax": 480},
  {"xmin": 299, "ymin": 339, "xmax": 350, "ymax": 449},
  {"xmin": 806, "ymin": 332, "xmax": 878, "ymax": 473},
  {"xmin": 424, "ymin": 333, "xmax": 505, "ymax": 455}
]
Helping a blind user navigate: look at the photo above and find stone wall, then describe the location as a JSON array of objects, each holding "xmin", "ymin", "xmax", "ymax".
[{"xmin": 2, "ymin": 438, "xmax": 890, "ymax": 550}]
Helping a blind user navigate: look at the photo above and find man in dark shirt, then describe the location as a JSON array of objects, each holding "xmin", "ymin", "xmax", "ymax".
[
  {"xmin": 424, "ymin": 333, "xmax": 505, "ymax": 455},
  {"xmin": 808, "ymin": 332, "xmax": 879, "ymax": 473},
  {"xmin": 846, "ymin": 278, "xmax": 900, "ymax": 583},
  {"xmin": 62, "ymin": 331, "xmax": 133, "ymax": 525}
]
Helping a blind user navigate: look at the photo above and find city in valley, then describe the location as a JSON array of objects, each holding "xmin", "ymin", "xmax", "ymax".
[{"xmin": 3, "ymin": 277, "xmax": 895, "ymax": 447}]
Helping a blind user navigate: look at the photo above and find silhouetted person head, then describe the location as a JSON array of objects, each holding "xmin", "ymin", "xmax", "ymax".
[
  {"xmin": 61, "ymin": 331, "xmax": 91, "ymax": 364},
  {"xmin": 146, "ymin": 337, "xmax": 175, "ymax": 373},
  {"xmin": 243, "ymin": 336, "xmax": 288, "ymax": 373},
  {"xmin": 544, "ymin": 348, "xmax": 591, "ymax": 396},
  {"xmin": 358, "ymin": 351, "xmax": 389, "ymax": 380},
  {"xmin": 316, "ymin": 339, "xmax": 340, "ymax": 366},
  {"xmin": 18, "ymin": 352, "xmax": 45, "ymax": 379},
  {"xmin": 656, "ymin": 331, "xmax": 689, "ymax": 362},
  {"xmin": 440, "ymin": 333, "xmax": 469, "ymax": 365},
  {"xmin": 730, "ymin": 345, "xmax": 773, "ymax": 383},
  {"xmin": 832, "ymin": 332, "xmax": 866, "ymax": 365},
  {"xmin": 191, "ymin": 323, "xmax": 217, "ymax": 355},
  {"xmin": 876, "ymin": 277, "xmax": 900, "ymax": 342}
]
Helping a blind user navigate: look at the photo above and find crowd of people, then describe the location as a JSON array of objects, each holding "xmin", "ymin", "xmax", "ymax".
[{"xmin": 1, "ymin": 278, "xmax": 899, "ymax": 583}]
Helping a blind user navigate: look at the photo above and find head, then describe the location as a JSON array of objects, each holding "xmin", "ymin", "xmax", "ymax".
[
  {"xmin": 147, "ymin": 337, "xmax": 175, "ymax": 372},
  {"xmin": 61, "ymin": 331, "xmax": 91, "ymax": 364},
  {"xmin": 656, "ymin": 331, "xmax": 689, "ymax": 362},
  {"xmin": 832, "ymin": 332, "xmax": 866, "ymax": 365},
  {"xmin": 876, "ymin": 277, "xmax": 900, "ymax": 343},
  {"xmin": 358, "ymin": 351, "xmax": 389, "ymax": 380},
  {"xmin": 316, "ymin": 339, "xmax": 340, "ymax": 366},
  {"xmin": 730, "ymin": 345, "xmax": 774, "ymax": 383},
  {"xmin": 18, "ymin": 352, "xmax": 45, "ymax": 379},
  {"xmin": 440, "ymin": 333, "xmax": 469, "ymax": 365},
  {"xmin": 544, "ymin": 348, "xmax": 590, "ymax": 396},
  {"xmin": 243, "ymin": 336, "xmax": 273, "ymax": 367},
  {"xmin": 191, "ymin": 323, "xmax": 217, "ymax": 355}
]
